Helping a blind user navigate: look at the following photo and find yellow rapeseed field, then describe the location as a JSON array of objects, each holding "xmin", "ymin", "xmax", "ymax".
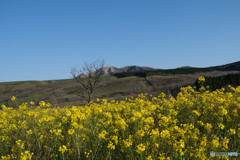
[{"xmin": 1, "ymin": 77, "xmax": 240, "ymax": 159}]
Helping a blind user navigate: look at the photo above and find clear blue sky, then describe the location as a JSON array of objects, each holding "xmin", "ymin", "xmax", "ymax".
[{"xmin": 0, "ymin": 0, "xmax": 239, "ymax": 82}]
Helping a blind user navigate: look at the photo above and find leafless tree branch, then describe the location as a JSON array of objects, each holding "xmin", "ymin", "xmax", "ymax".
[{"xmin": 71, "ymin": 59, "xmax": 105, "ymax": 104}]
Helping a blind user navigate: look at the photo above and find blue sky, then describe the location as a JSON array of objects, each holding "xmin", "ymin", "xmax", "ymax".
[{"xmin": 0, "ymin": 0, "xmax": 239, "ymax": 82}]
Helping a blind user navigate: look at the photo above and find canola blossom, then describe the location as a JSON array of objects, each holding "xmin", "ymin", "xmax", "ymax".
[
  {"xmin": 0, "ymin": 85, "xmax": 240, "ymax": 159},
  {"xmin": 11, "ymin": 96, "xmax": 16, "ymax": 101}
]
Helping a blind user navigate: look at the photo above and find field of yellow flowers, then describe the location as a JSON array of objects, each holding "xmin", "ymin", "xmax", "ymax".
[{"xmin": 1, "ymin": 77, "xmax": 240, "ymax": 160}]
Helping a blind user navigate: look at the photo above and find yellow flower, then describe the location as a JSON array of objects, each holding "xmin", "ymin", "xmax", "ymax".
[
  {"xmin": 59, "ymin": 145, "xmax": 68, "ymax": 153},
  {"xmin": 107, "ymin": 141, "xmax": 115, "ymax": 150},
  {"xmin": 160, "ymin": 129, "xmax": 170, "ymax": 139},
  {"xmin": 232, "ymin": 108, "xmax": 238, "ymax": 117},
  {"xmin": 72, "ymin": 122, "xmax": 78, "ymax": 128},
  {"xmin": 136, "ymin": 129, "xmax": 145, "ymax": 137},
  {"xmin": 179, "ymin": 139, "xmax": 185, "ymax": 148},
  {"xmin": 39, "ymin": 101, "xmax": 45, "ymax": 106},
  {"xmin": 212, "ymin": 136, "xmax": 219, "ymax": 148},
  {"xmin": 198, "ymin": 76, "xmax": 205, "ymax": 82},
  {"xmin": 56, "ymin": 129, "xmax": 62, "ymax": 135},
  {"xmin": 62, "ymin": 116, "xmax": 68, "ymax": 123},
  {"xmin": 197, "ymin": 121, "xmax": 204, "ymax": 126},
  {"xmin": 46, "ymin": 102, "xmax": 51, "ymax": 107},
  {"xmin": 146, "ymin": 155, "xmax": 153, "ymax": 160},
  {"xmin": 66, "ymin": 110, "xmax": 71, "ymax": 117},
  {"xmin": 50, "ymin": 129, "xmax": 62, "ymax": 136},
  {"xmin": 1, "ymin": 104, "xmax": 6, "ymax": 109},
  {"xmin": 11, "ymin": 96, "xmax": 16, "ymax": 101},
  {"xmin": 84, "ymin": 150, "xmax": 92, "ymax": 158},
  {"xmin": 20, "ymin": 151, "xmax": 33, "ymax": 160},
  {"xmin": 205, "ymin": 123, "xmax": 212, "ymax": 132},
  {"xmin": 16, "ymin": 140, "xmax": 24, "ymax": 149},
  {"xmin": 222, "ymin": 108, "xmax": 228, "ymax": 115},
  {"xmin": 136, "ymin": 143, "xmax": 146, "ymax": 153},
  {"xmin": 68, "ymin": 129, "xmax": 75, "ymax": 135},
  {"xmin": 30, "ymin": 101, "xmax": 34, "ymax": 105},
  {"xmin": 218, "ymin": 123, "xmax": 225, "ymax": 130},
  {"xmin": 1, "ymin": 155, "xmax": 14, "ymax": 160},
  {"xmin": 122, "ymin": 136, "xmax": 133, "ymax": 148},
  {"xmin": 98, "ymin": 130, "xmax": 108, "ymax": 139},
  {"xmin": 1, "ymin": 84, "xmax": 240, "ymax": 159},
  {"xmin": 150, "ymin": 128, "xmax": 160, "ymax": 139},
  {"xmin": 193, "ymin": 110, "xmax": 201, "ymax": 116},
  {"xmin": 26, "ymin": 129, "xmax": 33, "ymax": 135},
  {"xmin": 222, "ymin": 137, "xmax": 229, "ymax": 149},
  {"xmin": 112, "ymin": 135, "xmax": 118, "ymax": 145},
  {"xmin": 200, "ymin": 136, "xmax": 207, "ymax": 147},
  {"xmin": 229, "ymin": 129, "xmax": 236, "ymax": 135}
]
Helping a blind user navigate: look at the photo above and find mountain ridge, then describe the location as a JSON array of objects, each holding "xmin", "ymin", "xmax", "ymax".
[
  {"xmin": 79, "ymin": 61, "xmax": 240, "ymax": 78},
  {"xmin": 79, "ymin": 65, "xmax": 158, "ymax": 78}
]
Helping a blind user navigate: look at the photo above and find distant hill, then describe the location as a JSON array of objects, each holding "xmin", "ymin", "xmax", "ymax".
[
  {"xmin": 175, "ymin": 61, "xmax": 240, "ymax": 70},
  {"xmin": 208, "ymin": 61, "xmax": 240, "ymax": 71},
  {"xmin": 79, "ymin": 61, "xmax": 240, "ymax": 78},
  {"xmin": 176, "ymin": 66, "xmax": 193, "ymax": 69},
  {"xmin": 113, "ymin": 61, "xmax": 240, "ymax": 78},
  {"xmin": 79, "ymin": 65, "xmax": 158, "ymax": 78}
]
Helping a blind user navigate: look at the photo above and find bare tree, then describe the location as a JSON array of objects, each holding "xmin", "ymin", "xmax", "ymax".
[{"xmin": 71, "ymin": 59, "xmax": 105, "ymax": 104}]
